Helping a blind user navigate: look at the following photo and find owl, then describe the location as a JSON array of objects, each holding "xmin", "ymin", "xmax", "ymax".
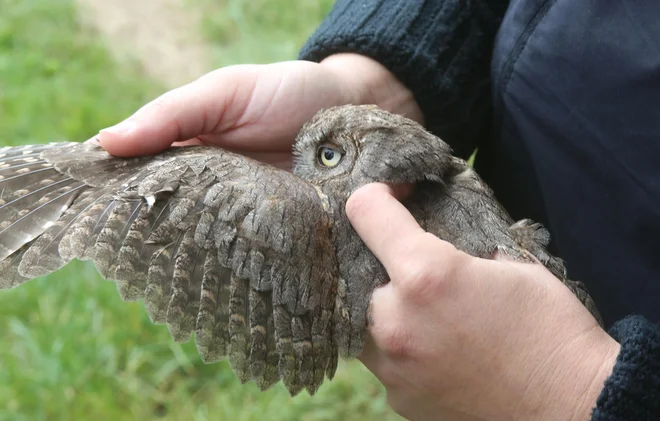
[{"xmin": 0, "ymin": 104, "xmax": 601, "ymax": 396}]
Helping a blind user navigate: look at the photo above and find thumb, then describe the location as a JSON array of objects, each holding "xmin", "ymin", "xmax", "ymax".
[
  {"xmin": 346, "ymin": 183, "xmax": 425, "ymax": 276},
  {"xmin": 98, "ymin": 66, "xmax": 257, "ymax": 157}
]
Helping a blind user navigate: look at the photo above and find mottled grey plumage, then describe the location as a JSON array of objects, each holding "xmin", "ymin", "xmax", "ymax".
[{"xmin": 0, "ymin": 104, "xmax": 601, "ymax": 396}]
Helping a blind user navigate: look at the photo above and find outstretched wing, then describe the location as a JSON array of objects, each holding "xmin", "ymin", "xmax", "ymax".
[{"xmin": 0, "ymin": 141, "xmax": 338, "ymax": 395}]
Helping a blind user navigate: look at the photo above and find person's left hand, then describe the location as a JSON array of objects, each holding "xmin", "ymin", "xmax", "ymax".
[{"xmin": 346, "ymin": 183, "xmax": 621, "ymax": 421}]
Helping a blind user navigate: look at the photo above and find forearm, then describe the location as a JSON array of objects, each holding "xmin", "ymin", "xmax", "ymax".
[
  {"xmin": 300, "ymin": 0, "xmax": 509, "ymax": 158},
  {"xmin": 525, "ymin": 315, "xmax": 660, "ymax": 421}
]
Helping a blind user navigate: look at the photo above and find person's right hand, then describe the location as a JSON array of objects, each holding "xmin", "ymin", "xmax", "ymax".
[{"xmin": 97, "ymin": 54, "xmax": 423, "ymax": 170}]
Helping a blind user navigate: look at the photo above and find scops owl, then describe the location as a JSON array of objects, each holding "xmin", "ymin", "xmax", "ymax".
[{"xmin": 0, "ymin": 104, "xmax": 602, "ymax": 396}]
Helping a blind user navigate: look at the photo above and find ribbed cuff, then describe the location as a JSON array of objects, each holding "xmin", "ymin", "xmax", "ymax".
[
  {"xmin": 299, "ymin": 0, "xmax": 508, "ymax": 158},
  {"xmin": 592, "ymin": 316, "xmax": 660, "ymax": 420}
]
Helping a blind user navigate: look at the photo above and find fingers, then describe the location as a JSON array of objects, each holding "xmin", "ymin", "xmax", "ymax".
[
  {"xmin": 346, "ymin": 183, "xmax": 428, "ymax": 278},
  {"xmin": 357, "ymin": 286, "xmax": 397, "ymax": 372},
  {"xmin": 98, "ymin": 67, "xmax": 256, "ymax": 157},
  {"xmin": 97, "ymin": 60, "xmax": 368, "ymax": 158}
]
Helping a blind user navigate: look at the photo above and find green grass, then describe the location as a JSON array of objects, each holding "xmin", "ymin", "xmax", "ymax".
[
  {"xmin": 0, "ymin": 0, "xmax": 160, "ymax": 144},
  {"xmin": 193, "ymin": 0, "xmax": 335, "ymax": 65},
  {"xmin": 0, "ymin": 1, "xmax": 401, "ymax": 420}
]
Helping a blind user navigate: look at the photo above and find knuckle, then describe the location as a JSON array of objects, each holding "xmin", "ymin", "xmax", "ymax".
[
  {"xmin": 396, "ymin": 237, "xmax": 462, "ymax": 302},
  {"xmin": 421, "ymin": 232, "xmax": 459, "ymax": 255},
  {"xmin": 139, "ymin": 90, "xmax": 188, "ymax": 139},
  {"xmin": 397, "ymin": 259, "xmax": 443, "ymax": 302},
  {"xmin": 375, "ymin": 322, "xmax": 414, "ymax": 358},
  {"xmin": 135, "ymin": 91, "xmax": 180, "ymax": 122},
  {"xmin": 149, "ymin": 90, "xmax": 180, "ymax": 113},
  {"xmin": 398, "ymin": 262, "xmax": 437, "ymax": 297}
]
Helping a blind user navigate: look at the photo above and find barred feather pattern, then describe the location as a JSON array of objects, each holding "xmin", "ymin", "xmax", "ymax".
[{"xmin": 0, "ymin": 141, "xmax": 338, "ymax": 396}]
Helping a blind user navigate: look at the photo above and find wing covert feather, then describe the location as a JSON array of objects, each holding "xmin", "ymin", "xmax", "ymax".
[{"xmin": 0, "ymin": 142, "xmax": 339, "ymax": 395}]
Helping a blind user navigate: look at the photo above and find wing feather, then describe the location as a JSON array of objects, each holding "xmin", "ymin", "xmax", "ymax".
[
  {"xmin": 228, "ymin": 267, "xmax": 250, "ymax": 382},
  {"xmin": 167, "ymin": 229, "xmax": 206, "ymax": 342},
  {"xmin": 144, "ymin": 233, "xmax": 181, "ymax": 323},
  {"xmin": 248, "ymin": 288, "xmax": 269, "ymax": 386},
  {"xmin": 195, "ymin": 256, "xmax": 230, "ymax": 362},
  {"xmin": 114, "ymin": 204, "xmax": 155, "ymax": 300},
  {"xmin": 0, "ymin": 142, "xmax": 338, "ymax": 396},
  {"xmin": 92, "ymin": 200, "xmax": 144, "ymax": 279}
]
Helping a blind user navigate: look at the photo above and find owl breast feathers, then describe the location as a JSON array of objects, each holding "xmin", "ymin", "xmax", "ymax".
[{"xmin": 0, "ymin": 104, "xmax": 602, "ymax": 396}]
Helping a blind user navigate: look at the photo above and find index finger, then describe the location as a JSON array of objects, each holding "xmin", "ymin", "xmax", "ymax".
[{"xmin": 97, "ymin": 67, "xmax": 254, "ymax": 157}]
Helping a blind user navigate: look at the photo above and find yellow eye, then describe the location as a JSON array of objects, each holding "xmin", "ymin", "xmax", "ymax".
[{"xmin": 317, "ymin": 146, "xmax": 343, "ymax": 167}]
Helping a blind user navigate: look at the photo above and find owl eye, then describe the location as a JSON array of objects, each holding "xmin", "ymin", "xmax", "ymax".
[{"xmin": 317, "ymin": 146, "xmax": 343, "ymax": 167}]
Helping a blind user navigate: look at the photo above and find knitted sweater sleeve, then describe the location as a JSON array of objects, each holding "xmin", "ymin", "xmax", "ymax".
[
  {"xmin": 592, "ymin": 316, "xmax": 660, "ymax": 420},
  {"xmin": 299, "ymin": 0, "xmax": 509, "ymax": 159}
]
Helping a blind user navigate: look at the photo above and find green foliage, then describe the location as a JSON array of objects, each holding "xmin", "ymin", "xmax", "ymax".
[
  {"xmin": 0, "ymin": 0, "xmax": 159, "ymax": 144},
  {"xmin": 192, "ymin": 0, "xmax": 335, "ymax": 65},
  {"xmin": 0, "ymin": 0, "xmax": 401, "ymax": 420}
]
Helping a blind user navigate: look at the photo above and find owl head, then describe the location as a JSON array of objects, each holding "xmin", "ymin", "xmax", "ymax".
[{"xmin": 292, "ymin": 105, "xmax": 454, "ymax": 196}]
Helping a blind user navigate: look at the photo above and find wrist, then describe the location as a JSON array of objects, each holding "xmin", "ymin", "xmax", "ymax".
[
  {"xmin": 575, "ymin": 340, "xmax": 620, "ymax": 419},
  {"xmin": 521, "ymin": 327, "xmax": 620, "ymax": 421},
  {"xmin": 319, "ymin": 53, "xmax": 424, "ymax": 125}
]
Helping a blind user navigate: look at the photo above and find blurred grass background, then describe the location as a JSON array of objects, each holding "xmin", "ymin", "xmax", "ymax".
[
  {"xmin": 0, "ymin": 0, "xmax": 403, "ymax": 419},
  {"xmin": 194, "ymin": 0, "xmax": 336, "ymax": 66}
]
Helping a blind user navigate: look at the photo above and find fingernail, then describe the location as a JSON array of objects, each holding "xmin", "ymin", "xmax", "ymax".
[
  {"xmin": 83, "ymin": 135, "xmax": 101, "ymax": 145},
  {"xmin": 100, "ymin": 120, "xmax": 136, "ymax": 136}
]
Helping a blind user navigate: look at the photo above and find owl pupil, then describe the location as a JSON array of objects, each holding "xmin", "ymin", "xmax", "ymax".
[{"xmin": 324, "ymin": 150, "xmax": 335, "ymax": 160}]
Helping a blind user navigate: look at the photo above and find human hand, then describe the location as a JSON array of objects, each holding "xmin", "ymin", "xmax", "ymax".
[
  {"xmin": 97, "ymin": 54, "xmax": 423, "ymax": 170},
  {"xmin": 346, "ymin": 183, "xmax": 621, "ymax": 421}
]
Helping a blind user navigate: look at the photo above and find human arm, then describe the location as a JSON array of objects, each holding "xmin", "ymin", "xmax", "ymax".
[{"xmin": 346, "ymin": 183, "xmax": 660, "ymax": 421}]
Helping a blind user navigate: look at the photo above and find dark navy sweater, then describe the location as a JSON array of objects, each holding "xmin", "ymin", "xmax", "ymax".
[{"xmin": 299, "ymin": 1, "xmax": 660, "ymax": 419}]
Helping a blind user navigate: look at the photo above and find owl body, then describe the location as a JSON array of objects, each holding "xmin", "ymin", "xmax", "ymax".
[{"xmin": 0, "ymin": 105, "xmax": 600, "ymax": 396}]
